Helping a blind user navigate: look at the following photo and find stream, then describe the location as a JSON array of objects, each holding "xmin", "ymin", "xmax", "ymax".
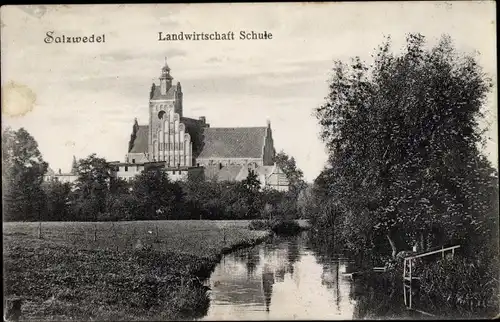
[{"xmin": 200, "ymin": 231, "xmax": 422, "ymax": 320}]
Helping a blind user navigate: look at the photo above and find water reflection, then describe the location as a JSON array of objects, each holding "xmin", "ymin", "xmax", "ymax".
[
  {"xmin": 200, "ymin": 231, "xmax": 494, "ymax": 320},
  {"xmin": 202, "ymin": 232, "xmax": 357, "ymax": 320}
]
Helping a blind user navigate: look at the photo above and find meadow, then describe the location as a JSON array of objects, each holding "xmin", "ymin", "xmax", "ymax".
[{"xmin": 3, "ymin": 220, "xmax": 270, "ymax": 320}]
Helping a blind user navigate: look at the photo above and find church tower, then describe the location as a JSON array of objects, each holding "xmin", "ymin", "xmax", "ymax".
[{"xmin": 148, "ymin": 58, "xmax": 191, "ymax": 166}]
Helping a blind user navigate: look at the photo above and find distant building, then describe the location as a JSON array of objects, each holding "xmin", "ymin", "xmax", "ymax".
[
  {"xmin": 46, "ymin": 59, "xmax": 289, "ymax": 190},
  {"xmin": 109, "ymin": 161, "xmax": 204, "ymax": 183},
  {"xmin": 43, "ymin": 156, "xmax": 79, "ymax": 184},
  {"xmin": 121, "ymin": 58, "xmax": 289, "ymax": 191},
  {"xmin": 204, "ymin": 163, "xmax": 289, "ymax": 191}
]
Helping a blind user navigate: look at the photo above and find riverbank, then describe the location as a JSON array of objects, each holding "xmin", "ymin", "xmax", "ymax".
[{"xmin": 3, "ymin": 220, "xmax": 270, "ymax": 320}]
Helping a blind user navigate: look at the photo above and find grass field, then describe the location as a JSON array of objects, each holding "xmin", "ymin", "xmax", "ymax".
[
  {"xmin": 3, "ymin": 220, "xmax": 270, "ymax": 320},
  {"xmin": 4, "ymin": 220, "xmax": 266, "ymax": 258}
]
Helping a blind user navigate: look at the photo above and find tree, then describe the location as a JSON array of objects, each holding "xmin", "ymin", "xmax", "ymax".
[
  {"xmin": 73, "ymin": 154, "xmax": 114, "ymax": 220},
  {"xmin": 2, "ymin": 127, "xmax": 48, "ymax": 221},
  {"xmin": 241, "ymin": 169, "xmax": 262, "ymax": 218},
  {"xmin": 275, "ymin": 151, "xmax": 307, "ymax": 196},
  {"xmin": 314, "ymin": 33, "xmax": 496, "ymax": 259},
  {"xmin": 130, "ymin": 169, "xmax": 184, "ymax": 220},
  {"xmin": 42, "ymin": 181, "xmax": 72, "ymax": 221}
]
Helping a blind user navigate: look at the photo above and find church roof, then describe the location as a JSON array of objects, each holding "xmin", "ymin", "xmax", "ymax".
[
  {"xmin": 127, "ymin": 124, "xmax": 269, "ymax": 160},
  {"xmin": 197, "ymin": 127, "xmax": 268, "ymax": 159},
  {"xmin": 129, "ymin": 125, "xmax": 149, "ymax": 153},
  {"xmin": 150, "ymin": 84, "xmax": 177, "ymax": 100}
]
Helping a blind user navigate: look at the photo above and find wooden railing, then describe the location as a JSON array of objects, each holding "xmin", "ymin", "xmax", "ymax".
[{"xmin": 403, "ymin": 245, "xmax": 460, "ymax": 282}]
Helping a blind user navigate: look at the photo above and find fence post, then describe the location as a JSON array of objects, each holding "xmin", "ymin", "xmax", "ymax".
[
  {"xmin": 38, "ymin": 222, "xmax": 42, "ymax": 239},
  {"xmin": 93, "ymin": 224, "xmax": 97, "ymax": 242},
  {"xmin": 409, "ymin": 259, "xmax": 412, "ymax": 282}
]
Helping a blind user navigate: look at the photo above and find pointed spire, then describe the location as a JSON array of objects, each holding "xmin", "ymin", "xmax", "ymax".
[
  {"xmin": 129, "ymin": 118, "xmax": 140, "ymax": 153},
  {"xmin": 71, "ymin": 156, "xmax": 78, "ymax": 174},
  {"xmin": 162, "ymin": 56, "xmax": 171, "ymax": 72},
  {"xmin": 160, "ymin": 57, "xmax": 173, "ymax": 94},
  {"xmin": 149, "ymin": 83, "xmax": 156, "ymax": 99}
]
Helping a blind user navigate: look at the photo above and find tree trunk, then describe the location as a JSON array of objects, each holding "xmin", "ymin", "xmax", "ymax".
[{"xmin": 387, "ymin": 234, "xmax": 397, "ymax": 259}]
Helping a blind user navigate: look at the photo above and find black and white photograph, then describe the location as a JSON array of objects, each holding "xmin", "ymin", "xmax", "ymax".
[{"xmin": 1, "ymin": 2, "xmax": 498, "ymax": 320}]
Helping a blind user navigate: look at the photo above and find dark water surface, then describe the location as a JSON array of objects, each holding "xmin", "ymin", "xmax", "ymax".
[
  {"xmin": 198, "ymin": 231, "xmax": 495, "ymax": 320},
  {"xmin": 200, "ymin": 231, "xmax": 419, "ymax": 320}
]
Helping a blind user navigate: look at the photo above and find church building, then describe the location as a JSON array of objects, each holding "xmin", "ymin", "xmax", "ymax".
[{"xmin": 113, "ymin": 59, "xmax": 289, "ymax": 191}]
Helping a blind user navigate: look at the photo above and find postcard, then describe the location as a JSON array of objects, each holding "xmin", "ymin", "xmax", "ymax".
[{"xmin": 2, "ymin": 3, "xmax": 498, "ymax": 321}]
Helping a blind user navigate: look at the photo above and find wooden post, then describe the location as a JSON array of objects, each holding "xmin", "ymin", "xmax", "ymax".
[
  {"xmin": 223, "ymin": 229, "xmax": 226, "ymax": 244},
  {"xmin": 441, "ymin": 246, "xmax": 444, "ymax": 259},
  {"xmin": 452, "ymin": 248, "xmax": 455, "ymax": 259},
  {"xmin": 93, "ymin": 224, "xmax": 97, "ymax": 242},
  {"xmin": 155, "ymin": 225, "xmax": 159, "ymax": 241},
  {"xmin": 403, "ymin": 284, "xmax": 407, "ymax": 306},
  {"xmin": 409, "ymin": 259, "xmax": 412, "ymax": 283},
  {"xmin": 409, "ymin": 282, "xmax": 412, "ymax": 309},
  {"xmin": 403, "ymin": 259, "xmax": 407, "ymax": 279},
  {"xmin": 38, "ymin": 222, "xmax": 42, "ymax": 239}
]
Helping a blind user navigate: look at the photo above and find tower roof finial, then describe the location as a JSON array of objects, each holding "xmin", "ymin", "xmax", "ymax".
[{"xmin": 162, "ymin": 57, "xmax": 170, "ymax": 71}]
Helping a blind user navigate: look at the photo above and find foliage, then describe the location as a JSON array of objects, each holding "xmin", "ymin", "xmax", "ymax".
[
  {"xmin": 2, "ymin": 128, "xmax": 305, "ymax": 223},
  {"xmin": 275, "ymin": 150, "xmax": 307, "ymax": 197},
  {"xmin": 268, "ymin": 219, "xmax": 303, "ymax": 235},
  {"xmin": 248, "ymin": 218, "xmax": 303, "ymax": 236},
  {"xmin": 128, "ymin": 169, "xmax": 184, "ymax": 220},
  {"xmin": 41, "ymin": 181, "xmax": 72, "ymax": 221},
  {"xmin": 306, "ymin": 32, "xmax": 498, "ymax": 317},
  {"xmin": 241, "ymin": 169, "xmax": 262, "ymax": 218},
  {"xmin": 72, "ymin": 154, "xmax": 114, "ymax": 220},
  {"xmin": 310, "ymin": 33, "xmax": 497, "ymax": 260},
  {"xmin": 419, "ymin": 256, "xmax": 499, "ymax": 314},
  {"xmin": 249, "ymin": 219, "xmax": 269, "ymax": 231},
  {"xmin": 2, "ymin": 127, "xmax": 48, "ymax": 221}
]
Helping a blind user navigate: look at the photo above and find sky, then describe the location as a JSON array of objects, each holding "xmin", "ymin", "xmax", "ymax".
[{"xmin": 1, "ymin": 2, "xmax": 497, "ymax": 182}]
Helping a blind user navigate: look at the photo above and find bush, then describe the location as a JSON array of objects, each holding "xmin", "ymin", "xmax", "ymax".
[
  {"xmin": 248, "ymin": 220, "xmax": 269, "ymax": 231},
  {"xmin": 419, "ymin": 257, "xmax": 499, "ymax": 312},
  {"xmin": 269, "ymin": 219, "xmax": 302, "ymax": 236}
]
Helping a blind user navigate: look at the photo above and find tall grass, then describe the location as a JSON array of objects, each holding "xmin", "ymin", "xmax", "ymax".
[{"xmin": 3, "ymin": 220, "xmax": 270, "ymax": 320}]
